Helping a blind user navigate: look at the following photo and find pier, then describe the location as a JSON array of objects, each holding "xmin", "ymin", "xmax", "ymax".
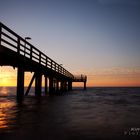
[{"xmin": 0, "ymin": 22, "xmax": 87, "ymax": 99}]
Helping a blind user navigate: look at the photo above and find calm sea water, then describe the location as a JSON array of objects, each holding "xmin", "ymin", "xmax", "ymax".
[{"xmin": 0, "ymin": 87, "xmax": 140, "ymax": 140}]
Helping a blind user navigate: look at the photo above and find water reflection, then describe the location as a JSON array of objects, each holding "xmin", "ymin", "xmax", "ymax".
[
  {"xmin": 0, "ymin": 112, "xmax": 8, "ymax": 128},
  {"xmin": 0, "ymin": 87, "xmax": 8, "ymax": 96},
  {"xmin": 0, "ymin": 99, "xmax": 16, "ymax": 129},
  {"xmin": 0, "ymin": 88, "xmax": 140, "ymax": 140},
  {"xmin": 0, "ymin": 87, "xmax": 16, "ymax": 96}
]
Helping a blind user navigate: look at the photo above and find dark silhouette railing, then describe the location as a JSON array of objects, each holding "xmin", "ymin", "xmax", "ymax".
[
  {"xmin": 0, "ymin": 22, "xmax": 73, "ymax": 79},
  {"xmin": 73, "ymin": 75, "xmax": 87, "ymax": 82}
]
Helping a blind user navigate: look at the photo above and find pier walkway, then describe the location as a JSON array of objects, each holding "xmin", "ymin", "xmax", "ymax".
[{"xmin": 0, "ymin": 22, "xmax": 87, "ymax": 99}]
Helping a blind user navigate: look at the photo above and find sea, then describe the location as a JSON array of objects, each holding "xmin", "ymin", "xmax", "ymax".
[{"xmin": 0, "ymin": 87, "xmax": 140, "ymax": 140}]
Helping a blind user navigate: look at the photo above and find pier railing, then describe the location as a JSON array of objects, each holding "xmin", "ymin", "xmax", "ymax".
[
  {"xmin": 73, "ymin": 75, "xmax": 87, "ymax": 82},
  {"xmin": 0, "ymin": 22, "xmax": 74, "ymax": 79}
]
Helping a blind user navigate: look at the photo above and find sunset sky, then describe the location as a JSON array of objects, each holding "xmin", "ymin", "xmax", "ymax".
[{"xmin": 0, "ymin": 0, "xmax": 140, "ymax": 87}]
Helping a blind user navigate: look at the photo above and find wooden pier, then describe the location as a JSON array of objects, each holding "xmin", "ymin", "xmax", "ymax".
[{"xmin": 0, "ymin": 22, "xmax": 87, "ymax": 99}]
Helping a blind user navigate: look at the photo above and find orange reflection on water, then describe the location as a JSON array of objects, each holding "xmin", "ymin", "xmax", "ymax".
[
  {"xmin": 0, "ymin": 101, "xmax": 15, "ymax": 129},
  {"xmin": 0, "ymin": 87, "xmax": 8, "ymax": 96},
  {"xmin": 0, "ymin": 113, "xmax": 8, "ymax": 128}
]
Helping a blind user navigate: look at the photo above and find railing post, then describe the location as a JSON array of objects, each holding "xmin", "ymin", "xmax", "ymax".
[
  {"xmin": 63, "ymin": 69, "xmax": 65, "ymax": 75},
  {"xmin": 61, "ymin": 68, "xmax": 63, "ymax": 74},
  {"xmin": 17, "ymin": 37, "xmax": 20, "ymax": 54},
  {"xmin": 60, "ymin": 66, "xmax": 62, "ymax": 74},
  {"xmin": 30, "ymin": 46, "xmax": 32, "ymax": 60},
  {"xmin": 55, "ymin": 63, "xmax": 56, "ymax": 71},
  {"xmin": 46, "ymin": 57, "xmax": 48, "ymax": 67},
  {"xmin": 39, "ymin": 52, "xmax": 41, "ymax": 64},
  {"xmin": 0, "ymin": 22, "xmax": 2, "ymax": 46},
  {"xmin": 51, "ymin": 61, "xmax": 52, "ymax": 69},
  {"xmin": 58, "ymin": 66, "xmax": 60, "ymax": 73}
]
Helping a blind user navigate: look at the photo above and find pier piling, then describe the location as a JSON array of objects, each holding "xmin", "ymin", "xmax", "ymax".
[
  {"xmin": 45, "ymin": 76, "xmax": 48, "ymax": 95},
  {"xmin": 17, "ymin": 66, "xmax": 24, "ymax": 99},
  {"xmin": 35, "ymin": 73, "xmax": 42, "ymax": 96}
]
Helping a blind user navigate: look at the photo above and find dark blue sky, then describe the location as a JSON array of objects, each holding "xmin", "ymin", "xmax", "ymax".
[{"xmin": 0, "ymin": 0, "xmax": 140, "ymax": 86}]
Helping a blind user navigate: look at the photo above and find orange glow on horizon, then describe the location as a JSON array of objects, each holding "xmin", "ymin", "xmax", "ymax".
[
  {"xmin": 0, "ymin": 67, "xmax": 34, "ymax": 87},
  {"xmin": 0, "ymin": 67, "xmax": 16, "ymax": 86},
  {"xmin": 0, "ymin": 66, "xmax": 140, "ymax": 87},
  {"xmin": 86, "ymin": 74, "xmax": 140, "ymax": 87}
]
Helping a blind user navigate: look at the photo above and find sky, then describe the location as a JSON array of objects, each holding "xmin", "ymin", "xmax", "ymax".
[{"xmin": 0, "ymin": 0, "xmax": 140, "ymax": 87}]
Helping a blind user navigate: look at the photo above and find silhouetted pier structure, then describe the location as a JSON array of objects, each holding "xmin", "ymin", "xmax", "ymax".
[
  {"xmin": 73, "ymin": 75, "xmax": 87, "ymax": 90},
  {"xmin": 0, "ymin": 22, "xmax": 87, "ymax": 99}
]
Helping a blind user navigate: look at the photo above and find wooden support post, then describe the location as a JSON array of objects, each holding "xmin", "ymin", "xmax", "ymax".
[
  {"xmin": 25, "ymin": 73, "xmax": 36, "ymax": 96},
  {"xmin": 60, "ymin": 80, "xmax": 64, "ymax": 92},
  {"xmin": 45, "ymin": 76, "xmax": 48, "ymax": 95},
  {"xmin": 60, "ymin": 81, "xmax": 62, "ymax": 91},
  {"xmin": 53, "ymin": 79, "xmax": 56, "ymax": 92},
  {"xmin": 17, "ymin": 66, "xmax": 24, "ymax": 100},
  {"xmin": 56, "ymin": 80, "xmax": 59, "ymax": 92},
  {"xmin": 65, "ymin": 81, "xmax": 68, "ymax": 91},
  {"xmin": 84, "ymin": 81, "xmax": 86, "ymax": 90},
  {"xmin": 35, "ymin": 73, "xmax": 42, "ymax": 96},
  {"xmin": 70, "ymin": 81, "xmax": 72, "ymax": 90},
  {"xmin": 49, "ymin": 76, "xmax": 53, "ymax": 95},
  {"xmin": 63, "ymin": 81, "xmax": 67, "ymax": 91},
  {"xmin": 68, "ymin": 81, "xmax": 72, "ymax": 90}
]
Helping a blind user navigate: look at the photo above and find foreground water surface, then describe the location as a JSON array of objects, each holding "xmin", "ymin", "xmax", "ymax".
[{"xmin": 0, "ymin": 87, "xmax": 140, "ymax": 140}]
